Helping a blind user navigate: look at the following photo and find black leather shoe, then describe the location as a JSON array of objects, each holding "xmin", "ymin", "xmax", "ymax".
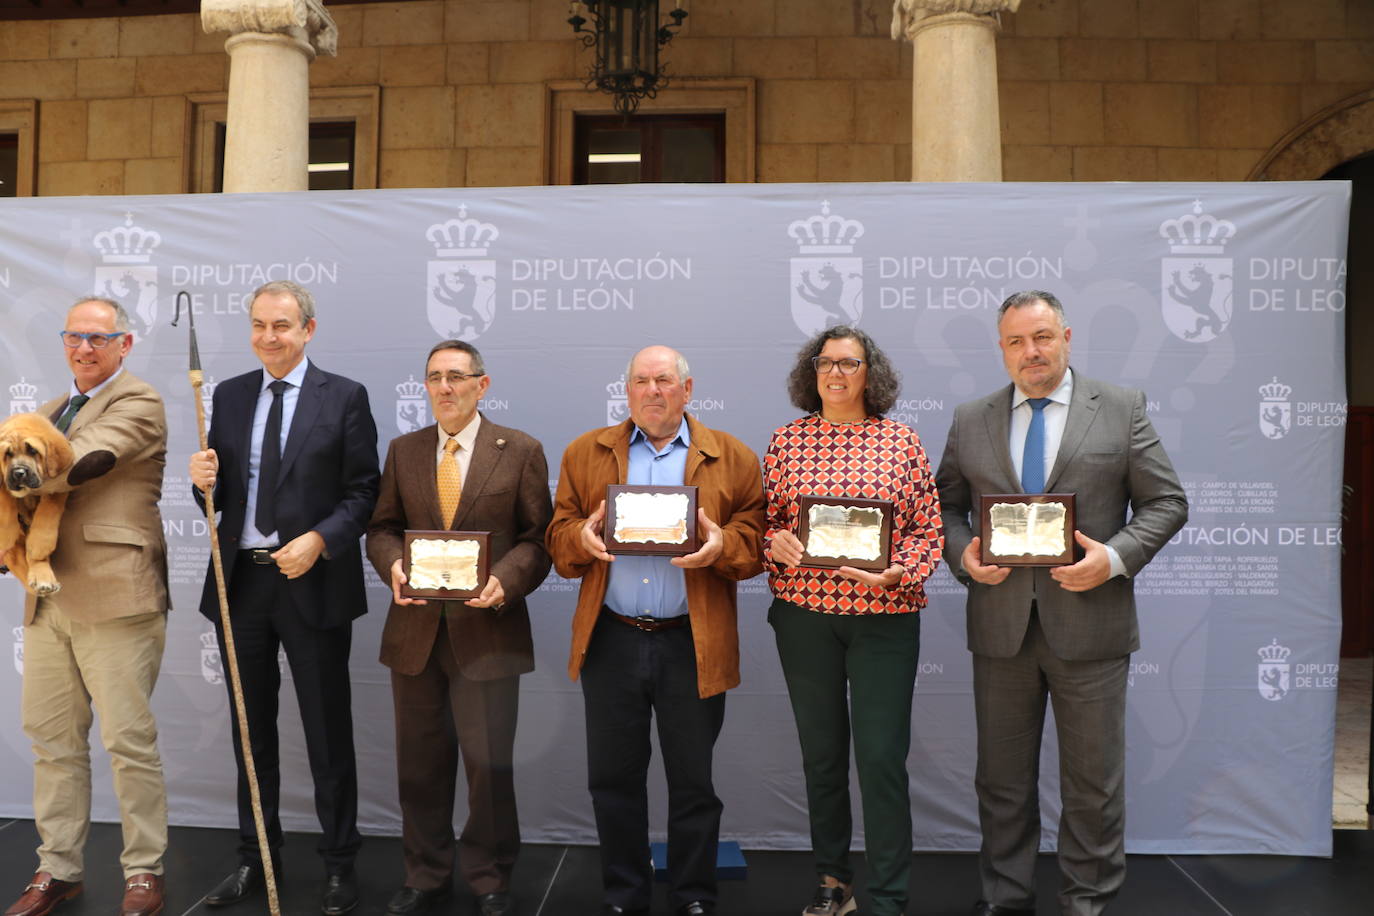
[
  {"xmin": 386, "ymin": 886, "xmax": 451, "ymax": 916},
  {"xmin": 676, "ymin": 903, "xmax": 714, "ymax": 916},
  {"xmin": 206, "ymin": 864, "xmax": 271, "ymax": 908},
  {"xmin": 321, "ymin": 869, "xmax": 357, "ymax": 916},
  {"xmin": 476, "ymin": 891, "xmax": 512, "ymax": 916},
  {"xmin": 600, "ymin": 906, "xmax": 649, "ymax": 916},
  {"xmin": 972, "ymin": 902, "xmax": 1035, "ymax": 916}
]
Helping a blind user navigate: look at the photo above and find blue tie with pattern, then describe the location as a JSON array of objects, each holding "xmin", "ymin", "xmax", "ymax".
[{"xmin": 1021, "ymin": 397, "xmax": 1051, "ymax": 494}]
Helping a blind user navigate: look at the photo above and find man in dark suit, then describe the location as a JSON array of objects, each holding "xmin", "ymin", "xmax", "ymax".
[
  {"xmin": 366, "ymin": 340, "xmax": 552, "ymax": 916},
  {"xmin": 189, "ymin": 280, "xmax": 379, "ymax": 916},
  {"xmin": 935, "ymin": 291, "xmax": 1188, "ymax": 916}
]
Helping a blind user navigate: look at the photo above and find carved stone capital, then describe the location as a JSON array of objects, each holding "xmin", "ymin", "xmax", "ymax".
[
  {"xmin": 890, "ymin": 0, "xmax": 1020, "ymax": 41},
  {"xmin": 202, "ymin": 0, "xmax": 338, "ymax": 57}
]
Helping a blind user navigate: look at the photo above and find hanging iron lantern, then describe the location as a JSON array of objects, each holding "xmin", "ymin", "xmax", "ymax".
[{"xmin": 568, "ymin": 1, "xmax": 689, "ymax": 116}]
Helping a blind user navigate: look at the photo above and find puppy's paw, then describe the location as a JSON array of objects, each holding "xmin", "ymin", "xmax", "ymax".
[{"xmin": 29, "ymin": 576, "xmax": 60, "ymax": 597}]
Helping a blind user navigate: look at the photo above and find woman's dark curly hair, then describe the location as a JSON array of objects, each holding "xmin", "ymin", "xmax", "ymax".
[{"xmin": 786, "ymin": 325, "xmax": 901, "ymax": 417}]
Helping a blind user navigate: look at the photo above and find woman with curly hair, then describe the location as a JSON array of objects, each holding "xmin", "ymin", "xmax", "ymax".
[{"xmin": 764, "ymin": 325, "xmax": 943, "ymax": 916}]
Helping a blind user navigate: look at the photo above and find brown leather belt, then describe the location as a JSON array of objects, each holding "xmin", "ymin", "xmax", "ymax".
[{"xmin": 601, "ymin": 606, "xmax": 689, "ymax": 632}]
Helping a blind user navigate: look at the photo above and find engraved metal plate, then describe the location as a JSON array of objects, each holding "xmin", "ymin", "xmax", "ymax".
[
  {"xmin": 401, "ymin": 530, "xmax": 490, "ymax": 599},
  {"xmin": 797, "ymin": 495, "xmax": 893, "ymax": 572},
  {"xmin": 604, "ymin": 484, "xmax": 699, "ymax": 556},
  {"xmin": 979, "ymin": 493, "xmax": 1076, "ymax": 567}
]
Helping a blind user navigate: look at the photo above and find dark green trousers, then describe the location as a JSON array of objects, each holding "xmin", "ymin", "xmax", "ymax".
[{"xmin": 769, "ymin": 598, "xmax": 921, "ymax": 916}]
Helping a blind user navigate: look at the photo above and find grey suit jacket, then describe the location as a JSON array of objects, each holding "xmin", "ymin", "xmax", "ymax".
[
  {"xmin": 935, "ymin": 371, "xmax": 1187, "ymax": 660},
  {"xmin": 366, "ymin": 415, "xmax": 553, "ymax": 680}
]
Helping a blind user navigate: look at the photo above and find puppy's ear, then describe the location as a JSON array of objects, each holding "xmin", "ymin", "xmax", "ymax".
[
  {"xmin": 68, "ymin": 450, "xmax": 115, "ymax": 486},
  {"xmin": 42, "ymin": 435, "xmax": 75, "ymax": 480}
]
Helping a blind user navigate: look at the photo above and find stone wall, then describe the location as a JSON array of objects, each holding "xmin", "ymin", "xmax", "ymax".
[
  {"xmin": 997, "ymin": 0, "xmax": 1374, "ymax": 181},
  {"xmin": 0, "ymin": 0, "xmax": 1370, "ymax": 195}
]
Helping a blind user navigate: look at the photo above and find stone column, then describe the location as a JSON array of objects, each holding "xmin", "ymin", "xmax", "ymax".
[
  {"xmin": 892, "ymin": 0, "xmax": 1019, "ymax": 181},
  {"xmin": 202, "ymin": 0, "xmax": 337, "ymax": 192}
]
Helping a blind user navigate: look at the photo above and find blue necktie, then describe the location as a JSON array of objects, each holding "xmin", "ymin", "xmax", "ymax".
[{"xmin": 1021, "ymin": 397, "xmax": 1051, "ymax": 494}]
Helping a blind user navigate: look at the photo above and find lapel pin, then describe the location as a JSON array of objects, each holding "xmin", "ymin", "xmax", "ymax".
[{"xmin": 496, "ymin": 438, "xmax": 506, "ymax": 449}]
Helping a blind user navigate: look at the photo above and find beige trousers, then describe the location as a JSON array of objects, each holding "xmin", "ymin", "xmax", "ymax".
[{"xmin": 22, "ymin": 599, "xmax": 168, "ymax": 881}]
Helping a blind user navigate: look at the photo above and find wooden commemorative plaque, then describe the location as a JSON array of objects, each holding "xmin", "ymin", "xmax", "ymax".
[
  {"xmin": 979, "ymin": 493, "xmax": 1076, "ymax": 567},
  {"xmin": 604, "ymin": 484, "xmax": 699, "ymax": 556},
  {"xmin": 401, "ymin": 530, "xmax": 490, "ymax": 599},
  {"xmin": 797, "ymin": 494, "xmax": 894, "ymax": 572}
]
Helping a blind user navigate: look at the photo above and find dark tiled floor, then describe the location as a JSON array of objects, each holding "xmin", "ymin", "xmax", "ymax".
[{"xmin": 1, "ymin": 819, "xmax": 1371, "ymax": 916}]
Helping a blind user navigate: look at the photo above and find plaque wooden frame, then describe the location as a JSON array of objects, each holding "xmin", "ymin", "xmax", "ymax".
[
  {"xmin": 979, "ymin": 493, "xmax": 1076, "ymax": 567},
  {"xmin": 604, "ymin": 484, "xmax": 699, "ymax": 556},
  {"xmin": 401, "ymin": 530, "xmax": 490, "ymax": 599},
  {"xmin": 797, "ymin": 494, "xmax": 894, "ymax": 572}
]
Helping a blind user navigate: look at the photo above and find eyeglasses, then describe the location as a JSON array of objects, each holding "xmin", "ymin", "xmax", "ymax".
[
  {"xmin": 60, "ymin": 331, "xmax": 127, "ymax": 349},
  {"xmin": 425, "ymin": 370, "xmax": 485, "ymax": 385},
  {"xmin": 812, "ymin": 356, "xmax": 864, "ymax": 375}
]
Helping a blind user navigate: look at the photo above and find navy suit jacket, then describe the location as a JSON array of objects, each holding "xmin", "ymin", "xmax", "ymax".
[{"xmin": 196, "ymin": 361, "xmax": 380, "ymax": 628}]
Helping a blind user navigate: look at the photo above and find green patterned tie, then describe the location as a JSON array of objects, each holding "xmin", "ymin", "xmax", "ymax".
[{"xmin": 55, "ymin": 394, "xmax": 90, "ymax": 435}]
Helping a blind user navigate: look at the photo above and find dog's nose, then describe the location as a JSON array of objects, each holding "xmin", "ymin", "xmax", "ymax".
[{"xmin": 7, "ymin": 467, "xmax": 37, "ymax": 490}]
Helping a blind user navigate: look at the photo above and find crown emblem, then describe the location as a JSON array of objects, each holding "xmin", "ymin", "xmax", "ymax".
[
  {"xmin": 788, "ymin": 200, "xmax": 864, "ymax": 254},
  {"xmin": 93, "ymin": 212, "xmax": 162, "ymax": 264},
  {"xmin": 1258, "ymin": 377, "xmax": 1291, "ymax": 401},
  {"xmin": 1257, "ymin": 639, "xmax": 1291, "ymax": 663},
  {"xmin": 396, "ymin": 375, "xmax": 426, "ymax": 399},
  {"xmin": 427, "ymin": 205, "xmax": 499, "ymax": 258},
  {"xmin": 606, "ymin": 374, "xmax": 627, "ymax": 398},
  {"xmin": 9, "ymin": 378, "xmax": 36, "ymax": 400},
  {"xmin": 200, "ymin": 631, "xmax": 220, "ymax": 649},
  {"xmin": 1159, "ymin": 199, "xmax": 1236, "ymax": 255}
]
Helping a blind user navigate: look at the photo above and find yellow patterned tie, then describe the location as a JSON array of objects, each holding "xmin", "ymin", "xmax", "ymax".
[{"xmin": 437, "ymin": 437, "xmax": 462, "ymax": 527}]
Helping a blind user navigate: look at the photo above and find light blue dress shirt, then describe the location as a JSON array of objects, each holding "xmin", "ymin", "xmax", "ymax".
[
  {"xmin": 604, "ymin": 418, "xmax": 691, "ymax": 620},
  {"xmin": 1008, "ymin": 368, "xmax": 1125, "ymax": 579},
  {"xmin": 240, "ymin": 358, "xmax": 309, "ymax": 549}
]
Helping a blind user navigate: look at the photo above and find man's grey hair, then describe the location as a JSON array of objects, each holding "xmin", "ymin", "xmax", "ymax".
[
  {"xmin": 626, "ymin": 348, "xmax": 691, "ymax": 384},
  {"xmin": 70, "ymin": 296, "xmax": 131, "ymax": 332},
  {"xmin": 250, "ymin": 280, "xmax": 316, "ymax": 325},
  {"xmin": 427, "ymin": 339, "xmax": 486, "ymax": 376},
  {"xmin": 997, "ymin": 289, "xmax": 1066, "ymax": 323}
]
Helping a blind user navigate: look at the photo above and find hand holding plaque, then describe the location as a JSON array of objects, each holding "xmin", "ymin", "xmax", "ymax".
[
  {"xmin": 604, "ymin": 485, "xmax": 700, "ymax": 556},
  {"xmin": 401, "ymin": 530, "xmax": 491, "ymax": 599},
  {"xmin": 979, "ymin": 493, "xmax": 1076, "ymax": 566},
  {"xmin": 796, "ymin": 495, "xmax": 894, "ymax": 572}
]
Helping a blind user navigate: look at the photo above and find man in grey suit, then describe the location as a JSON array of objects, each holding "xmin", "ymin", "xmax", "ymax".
[{"xmin": 935, "ymin": 291, "xmax": 1187, "ymax": 916}]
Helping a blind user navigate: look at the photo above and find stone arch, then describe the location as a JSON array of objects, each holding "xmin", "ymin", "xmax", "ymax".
[{"xmin": 1250, "ymin": 89, "xmax": 1374, "ymax": 180}]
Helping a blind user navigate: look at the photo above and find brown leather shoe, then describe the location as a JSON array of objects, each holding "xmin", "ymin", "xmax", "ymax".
[
  {"xmin": 4, "ymin": 873, "xmax": 83, "ymax": 916},
  {"xmin": 120, "ymin": 874, "xmax": 164, "ymax": 916}
]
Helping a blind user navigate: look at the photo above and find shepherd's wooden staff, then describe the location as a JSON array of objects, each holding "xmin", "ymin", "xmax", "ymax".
[{"xmin": 172, "ymin": 291, "xmax": 281, "ymax": 916}]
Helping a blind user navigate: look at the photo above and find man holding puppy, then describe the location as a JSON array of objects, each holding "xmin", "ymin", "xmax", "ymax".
[{"xmin": 3, "ymin": 297, "xmax": 171, "ymax": 916}]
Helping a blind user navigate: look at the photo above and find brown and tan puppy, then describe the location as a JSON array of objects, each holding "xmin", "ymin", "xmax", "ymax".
[{"xmin": 0, "ymin": 412, "xmax": 77, "ymax": 596}]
